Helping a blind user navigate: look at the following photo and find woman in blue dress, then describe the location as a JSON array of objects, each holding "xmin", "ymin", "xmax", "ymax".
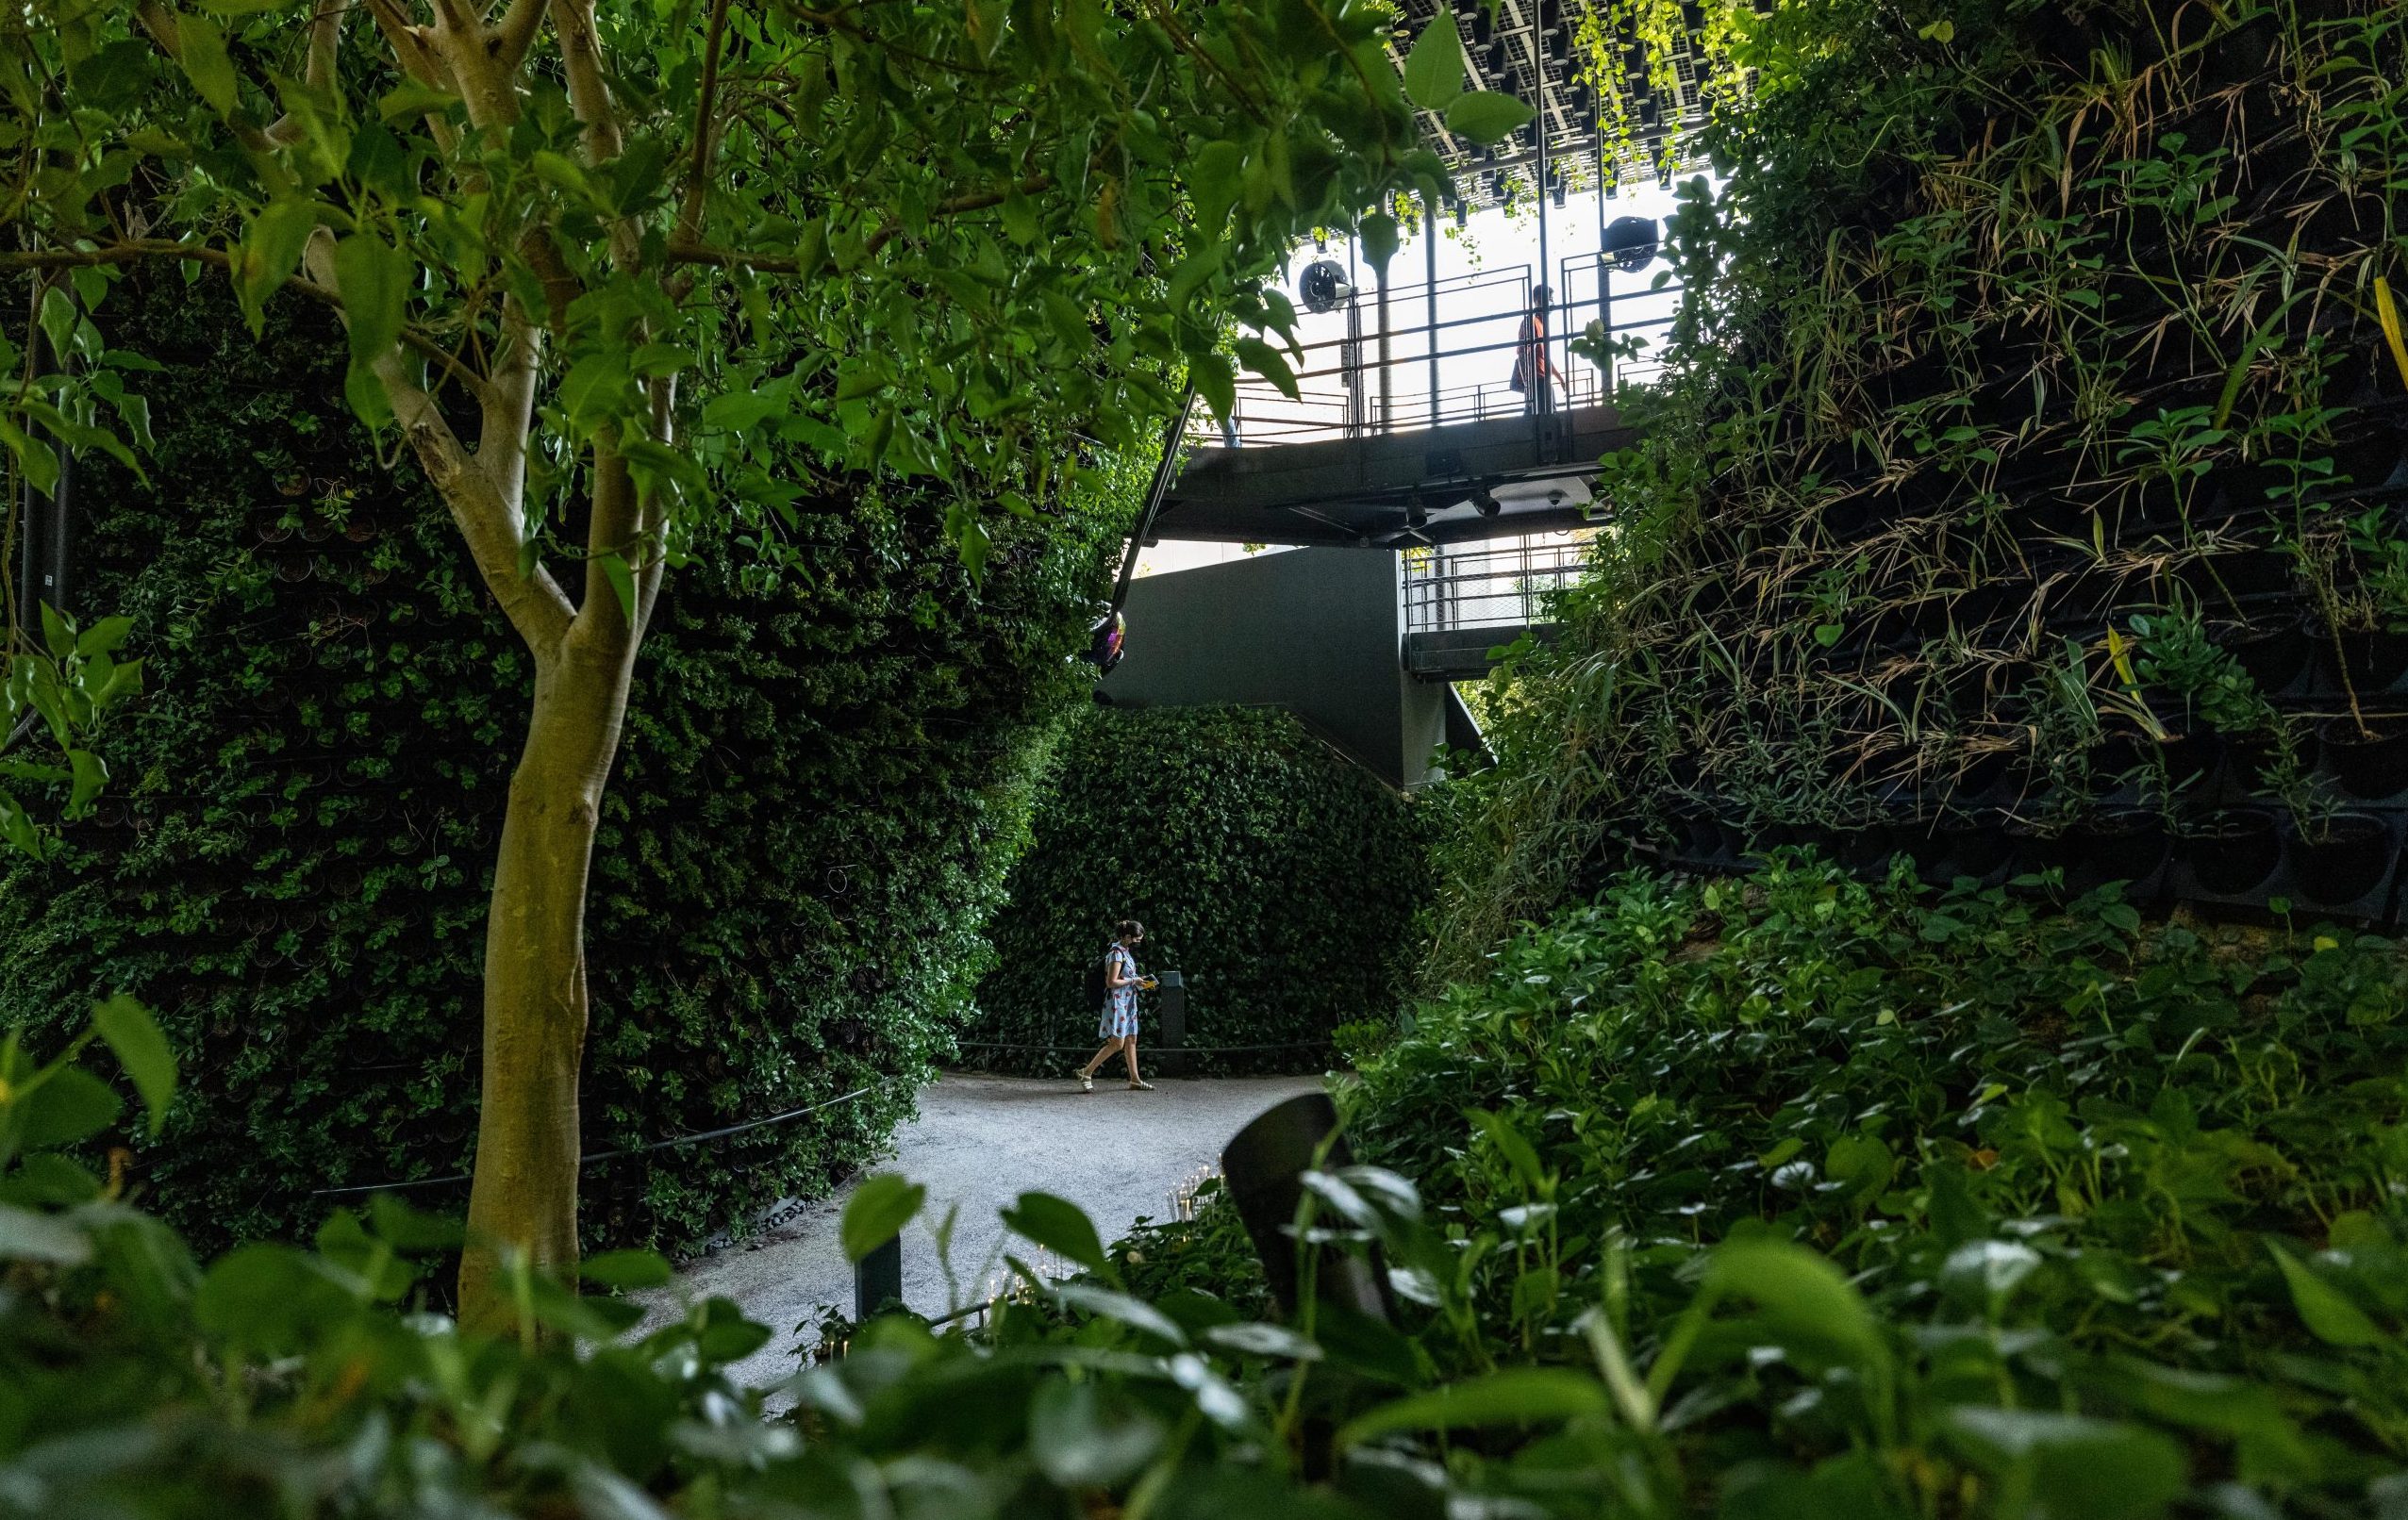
[{"xmin": 1078, "ymin": 919, "xmax": 1155, "ymax": 1092}]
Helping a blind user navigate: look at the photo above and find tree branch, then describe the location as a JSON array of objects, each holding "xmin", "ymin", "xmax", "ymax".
[
  {"xmin": 476, "ymin": 291, "xmax": 543, "ymax": 499},
  {"xmin": 550, "ymin": 0, "xmax": 623, "ymax": 164},
  {"xmin": 672, "ymin": 0, "xmax": 734, "ymax": 254},
  {"xmin": 0, "ymin": 240, "xmax": 493, "ymax": 401},
  {"xmin": 492, "ymin": 0, "xmax": 549, "ymax": 71},
  {"xmin": 662, "ymin": 172, "xmax": 1053, "ymax": 274},
  {"xmin": 265, "ymin": 0, "xmax": 356, "ymax": 146},
  {"xmin": 300, "ymin": 232, "xmax": 573, "ymax": 654},
  {"xmin": 576, "ymin": 434, "xmax": 647, "ymax": 646}
]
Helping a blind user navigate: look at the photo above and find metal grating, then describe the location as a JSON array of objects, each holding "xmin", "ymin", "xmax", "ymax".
[{"xmin": 1383, "ymin": 0, "xmax": 1724, "ymax": 208}]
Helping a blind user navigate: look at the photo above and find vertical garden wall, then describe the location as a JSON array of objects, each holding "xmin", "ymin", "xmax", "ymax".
[
  {"xmin": 1437, "ymin": 0, "xmax": 2408, "ymax": 970},
  {"xmin": 0, "ymin": 276, "xmax": 1117, "ymax": 1255},
  {"xmin": 965, "ymin": 705, "xmax": 1429, "ymax": 1072}
]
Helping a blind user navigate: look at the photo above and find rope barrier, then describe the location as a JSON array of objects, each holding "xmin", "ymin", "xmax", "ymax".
[
  {"xmin": 951, "ymin": 1039, "xmax": 1334, "ymax": 1055},
  {"xmin": 306, "ymin": 1083, "xmax": 884, "ymax": 1198}
]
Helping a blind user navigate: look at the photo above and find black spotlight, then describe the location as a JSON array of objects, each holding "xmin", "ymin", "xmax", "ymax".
[
  {"xmin": 1603, "ymin": 214, "xmax": 1658, "ymax": 272},
  {"xmin": 1405, "ymin": 498, "xmax": 1428, "ymax": 530},
  {"xmin": 1471, "ymin": 488, "xmax": 1501, "ymax": 518},
  {"xmin": 1087, "ymin": 607, "xmax": 1126, "ymax": 672},
  {"xmin": 1298, "ymin": 258, "xmax": 1353, "ymax": 314}
]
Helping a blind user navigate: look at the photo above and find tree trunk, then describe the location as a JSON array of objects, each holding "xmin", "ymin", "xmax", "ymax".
[{"xmin": 456, "ymin": 627, "xmax": 640, "ymax": 1336}]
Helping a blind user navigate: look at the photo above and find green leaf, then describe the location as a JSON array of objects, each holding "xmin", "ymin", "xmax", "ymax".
[
  {"xmin": 1166, "ymin": 242, "xmax": 1227, "ymax": 309},
  {"xmin": 596, "ymin": 552, "xmax": 638, "ymax": 627},
  {"xmin": 1945, "ymin": 1407, "xmax": 2184, "ymax": 1520},
  {"xmin": 1403, "ymin": 12, "xmax": 1467, "ymax": 110},
  {"xmin": 1704, "ymin": 1238, "xmax": 1887, "ymax": 1374},
  {"xmin": 1232, "ymin": 338, "xmax": 1298, "ymax": 401},
  {"xmin": 17, "ymin": 1066, "xmax": 123, "ymax": 1149},
  {"xmin": 1053, "ymin": 1280, "xmax": 1187, "ymax": 1345},
  {"xmin": 1001, "ymin": 1191, "xmax": 1109, "ymax": 1277},
  {"xmin": 174, "ymin": 14, "xmax": 241, "ymax": 116},
  {"xmin": 1192, "ymin": 352, "xmax": 1236, "ymax": 424},
  {"xmin": 1029, "ymin": 1379, "xmax": 1165, "ymax": 1488},
  {"xmin": 1001, "ymin": 187, "xmax": 1038, "ymax": 246},
  {"xmin": 331, "ymin": 236, "xmax": 411, "ymax": 422},
  {"xmin": 558, "ymin": 352, "xmax": 631, "ymax": 428},
  {"xmin": 195, "ymin": 1244, "xmax": 361, "ymax": 1353},
  {"xmin": 377, "ymin": 79, "xmax": 460, "ymax": 122},
  {"xmin": 1359, "ymin": 211, "xmax": 1400, "ymax": 278},
  {"xmin": 1336, "ymin": 1367, "xmax": 1608, "ymax": 1447},
  {"xmin": 39, "ymin": 603, "xmax": 74, "ymax": 661},
  {"xmin": 581, "ymin": 1248, "xmax": 674, "ymax": 1290},
  {"xmin": 1468, "ymin": 1107, "xmax": 1546, "ymax": 1189},
  {"xmin": 2268, "ymin": 1242, "xmax": 2388, "ymax": 1347},
  {"xmin": 1202, "ymin": 1321, "xmax": 1321, "ymax": 1360},
  {"xmin": 835, "ymin": 355, "xmax": 896, "ymax": 403},
  {"xmin": 1444, "ymin": 91, "xmax": 1536, "ymax": 145},
  {"xmin": 702, "ymin": 388, "xmax": 783, "ymax": 434},
  {"xmin": 839, "ymin": 1173, "xmax": 925, "ymax": 1264},
  {"xmin": 0, "ymin": 1201, "xmax": 92, "ymax": 1266},
  {"xmin": 92, "ymin": 995, "xmax": 174, "ymax": 1137},
  {"xmin": 65, "ymin": 750, "xmax": 108, "ymax": 818},
  {"xmin": 74, "ymin": 616, "xmax": 134, "ymax": 659}
]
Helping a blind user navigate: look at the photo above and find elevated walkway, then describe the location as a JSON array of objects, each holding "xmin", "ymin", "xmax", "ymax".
[
  {"xmin": 1161, "ymin": 405, "xmax": 1635, "ymax": 547},
  {"xmin": 1148, "ymin": 259, "xmax": 1675, "ymax": 550}
]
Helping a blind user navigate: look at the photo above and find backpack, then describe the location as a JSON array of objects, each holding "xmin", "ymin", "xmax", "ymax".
[{"xmin": 1085, "ymin": 946, "xmax": 1111, "ymax": 1013}]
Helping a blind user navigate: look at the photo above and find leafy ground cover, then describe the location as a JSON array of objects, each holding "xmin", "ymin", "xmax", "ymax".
[
  {"xmin": 9, "ymin": 855, "xmax": 2408, "ymax": 1515},
  {"xmin": 1124, "ymin": 855, "xmax": 2408, "ymax": 1515}
]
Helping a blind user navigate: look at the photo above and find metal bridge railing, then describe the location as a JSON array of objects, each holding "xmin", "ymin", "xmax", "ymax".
[
  {"xmin": 1192, "ymin": 256, "xmax": 1681, "ymax": 450},
  {"xmin": 1403, "ymin": 537, "xmax": 1593, "ymax": 635}
]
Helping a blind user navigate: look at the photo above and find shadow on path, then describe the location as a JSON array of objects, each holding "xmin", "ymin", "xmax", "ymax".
[{"xmin": 640, "ymin": 1069, "xmax": 1323, "ymax": 1393}]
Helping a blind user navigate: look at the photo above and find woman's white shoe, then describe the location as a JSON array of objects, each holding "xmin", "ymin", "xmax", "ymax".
[{"xmin": 1078, "ymin": 1072, "xmax": 1093, "ymax": 1093}]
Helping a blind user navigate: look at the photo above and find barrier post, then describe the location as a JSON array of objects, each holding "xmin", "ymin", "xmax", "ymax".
[
  {"xmin": 1156, "ymin": 970, "xmax": 1187, "ymax": 1076},
  {"xmin": 855, "ymin": 1233, "xmax": 903, "ymax": 1321}
]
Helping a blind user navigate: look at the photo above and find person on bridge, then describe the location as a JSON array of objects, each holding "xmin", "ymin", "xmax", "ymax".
[
  {"xmin": 1078, "ymin": 919, "xmax": 1156, "ymax": 1092},
  {"xmin": 1510, "ymin": 285, "xmax": 1562, "ymax": 415}
]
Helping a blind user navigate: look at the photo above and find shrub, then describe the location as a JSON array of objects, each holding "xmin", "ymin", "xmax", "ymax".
[
  {"xmin": 0, "ymin": 274, "xmax": 1113, "ymax": 1259},
  {"xmin": 966, "ymin": 705, "xmax": 1429, "ymax": 1073},
  {"xmin": 1334, "ymin": 852, "xmax": 2408, "ymax": 1511}
]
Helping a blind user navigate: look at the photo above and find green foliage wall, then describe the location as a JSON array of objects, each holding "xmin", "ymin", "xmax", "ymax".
[
  {"xmin": 966, "ymin": 705, "xmax": 1428, "ymax": 1072},
  {"xmin": 0, "ymin": 274, "xmax": 1113, "ymax": 1256},
  {"xmin": 1435, "ymin": 0, "xmax": 2408, "ymax": 974}
]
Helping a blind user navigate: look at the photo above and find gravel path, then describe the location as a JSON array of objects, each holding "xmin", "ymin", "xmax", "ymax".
[{"xmin": 643, "ymin": 1070, "xmax": 1321, "ymax": 1392}]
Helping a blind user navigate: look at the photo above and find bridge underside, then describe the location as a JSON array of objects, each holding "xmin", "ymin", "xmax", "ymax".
[{"xmin": 1154, "ymin": 405, "xmax": 1638, "ymax": 547}]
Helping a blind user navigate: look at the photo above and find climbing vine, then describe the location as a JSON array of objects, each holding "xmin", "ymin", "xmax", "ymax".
[{"xmin": 1435, "ymin": 0, "xmax": 2408, "ymax": 975}]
